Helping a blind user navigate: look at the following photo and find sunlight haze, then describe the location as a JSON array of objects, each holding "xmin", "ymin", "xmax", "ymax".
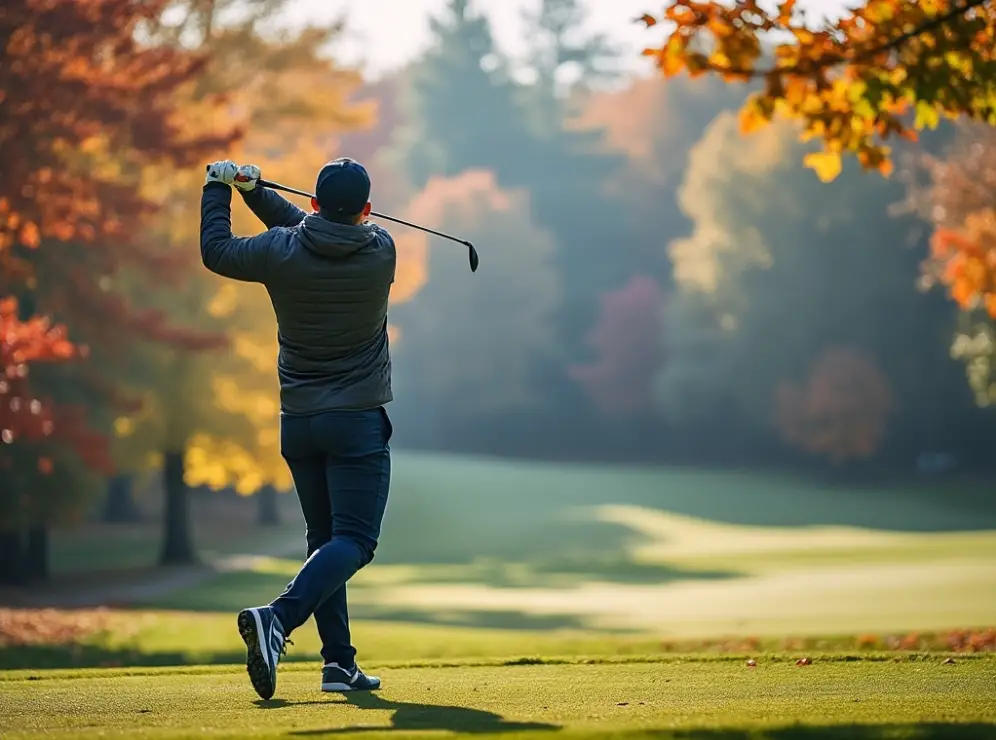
[{"xmin": 283, "ymin": 0, "xmax": 853, "ymax": 78}]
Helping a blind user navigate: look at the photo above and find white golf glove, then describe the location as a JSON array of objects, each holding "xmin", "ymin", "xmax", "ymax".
[
  {"xmin": 233, "ymin": 164, "xmax": 261, "ymax": 192},
  {"xmin": 204, "ymin": 160, "xmax": 238, "ymax": 186}
]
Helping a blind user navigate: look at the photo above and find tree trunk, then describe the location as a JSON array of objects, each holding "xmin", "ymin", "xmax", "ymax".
[
  {"xmin": 25, "ymin": 525, "xmax": 49, "ymax": 581},
  {"xmin": 103, "ymin": 474, "xmax": 141, "ymax": 523},
  {"xmin": 256, "ymin": 484, "xmax": 280, "ymax": 526},
  {"xmin": 0, "ymin": 530, "xmax": 27, "ymax": 586},
  {"xmin": 159, "ymin": 450, "xmax": 197, "ymax": 566}
]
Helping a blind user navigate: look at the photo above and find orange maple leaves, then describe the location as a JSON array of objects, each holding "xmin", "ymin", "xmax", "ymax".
[
  {"xmin": 931, "ymin": 215, "xmax": 996, "ymax": 316},
  {"xmin": 0, "ymin": 299, "xmax": 113, "ymax": 476},
  {"xmin": 0, "ymin": 298, "xmax": 72, "ymax": 473},
  {"xmin": 639, "ymin": 0, "xmax": 996, "ymax": 181},
  {"xmin": 903, "ymin": 123, "xmax": 996, "ymax": 318}
]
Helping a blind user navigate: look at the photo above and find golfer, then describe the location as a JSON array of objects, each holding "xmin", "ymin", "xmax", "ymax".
[{"xmin": 201, "ymin": 158, "xmax": 395, "ymax": 700}]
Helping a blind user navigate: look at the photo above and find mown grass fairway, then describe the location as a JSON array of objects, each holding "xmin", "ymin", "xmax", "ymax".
[
  {"xmin": 5, "ymin": 453, "xmax": 996, "ymax": 738},
  {"xmin": 2, "ymin": 656, "xmax": 995, "ymax": 739},
  {"xmin": 137, "ymin": 453, "xmax": 996, "ymax": 638}
]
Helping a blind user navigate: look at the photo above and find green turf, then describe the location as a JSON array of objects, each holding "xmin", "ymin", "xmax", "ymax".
[
  {"xmin": 1, "ymin": 656, "xmax": 993, "ymax": 739},
  {"xmin": 0, "ymin": 611, "xmax": 670, "ymax": 670},
  {"xmin": 4, "ymin": 606, "xmax": 991, "ymax": 672}
]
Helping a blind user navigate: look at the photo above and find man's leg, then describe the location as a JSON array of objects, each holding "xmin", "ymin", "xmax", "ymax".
[
  {"xmin": 286, "ymin": 460, "xmax": 355, "ymax": 667},
  {"xmin": 238, "ymin": 414, "xmax": 326, "ymax": 700},
  {"xmin": 314, "ymin": 584, "xmax": 354, "ymax": 668},
  {"xmin": 318, "ymin": 408, "xmax": 391, "ymax": 690},
  {"xmin": 269, "ymin": 408, "xmax": 391, "ymax": 641}
]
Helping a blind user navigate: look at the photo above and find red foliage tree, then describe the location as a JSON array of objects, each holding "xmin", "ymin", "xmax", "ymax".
[
  {"xmin": 0, "ymin": 299, "xmax": 111, "ymax": 527},
  {"xmin": 570, "ymin": 276, "xmax": 665, "ymax": 417},
  {"xmin": 0, "ymin": 0, "xmax": 234, "ymax": 481},
  {"xmin": 775, "ymin": 347, "xmax": 893, "ymax": 463}
]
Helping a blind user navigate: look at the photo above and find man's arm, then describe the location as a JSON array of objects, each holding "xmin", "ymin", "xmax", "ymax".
[
  {"xmin": 200, "ymin": 182, "xmax": 275, "ymax": 282},
  {"xmin": 233, "ymin": 164, "xmax": 307, "ymax": 229},
  {"xmin": 239, "ymin": 186, "xmax": 308, "ymax": 229}
]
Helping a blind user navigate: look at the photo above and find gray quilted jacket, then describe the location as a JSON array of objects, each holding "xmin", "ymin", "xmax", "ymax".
[{"xmin": 200, "ymin": 182, "xmax": 396, "ymax": 415}]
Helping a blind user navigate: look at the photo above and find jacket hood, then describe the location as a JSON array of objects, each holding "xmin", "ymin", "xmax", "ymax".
[{"xmin": 299, "ymin": 214, "xmax": 379, "ymax": 258}]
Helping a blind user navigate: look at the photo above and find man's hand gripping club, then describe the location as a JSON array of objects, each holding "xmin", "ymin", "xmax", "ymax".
[{"xmin": 205, "ymin": 160, "xmax": 262, "ymax": 192}]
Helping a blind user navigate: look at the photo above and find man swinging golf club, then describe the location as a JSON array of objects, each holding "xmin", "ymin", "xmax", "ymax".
[{"xmin": 201, "ymin": 158, "xmax": 394, "ymax": 700}]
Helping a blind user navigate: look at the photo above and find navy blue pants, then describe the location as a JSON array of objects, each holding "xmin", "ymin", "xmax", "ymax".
[{"xmin": 270, "ymin": 407, "xmax": 392, "ymax": 668}]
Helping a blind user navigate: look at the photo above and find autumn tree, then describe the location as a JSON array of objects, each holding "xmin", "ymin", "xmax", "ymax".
[
  {"xmin": 0, "ymin": 0, "xmax": 234, "ymax": 580},
  {"xmin": 0, "ymin": 300, "xmax": 103, "ymax": 583},
  {"xmin": 570, "ymin": 276, "xmax": 665, "ymax": 418},
  {"xmin": 572, "ymin": 74, "xmax": 747, "ymax": 280},
  {"xmin": 115, "ymin": 0, "xmax": 373, "ymax": 562},
  {"xmin": 900, "ymin": 122, "xmax": 996, "ymax": 406},
  {"xmin": 390, "ymin": 171, "xmax": 561, "ymax": 448},
  {"xmin": 639, "ymin": 0, "xmax": 996, "ymax": 181},
  {"xmin": 775, "ymin": 346, "xmax": 894, "ymax": 463},
  {"xmin": 658, "ymin": 112, "xmax": 967, "ymax": 461}
]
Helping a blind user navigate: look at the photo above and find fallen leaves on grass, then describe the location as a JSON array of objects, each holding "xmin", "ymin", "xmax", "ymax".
[
  {"xmin": 944, "ymin": 628, "xmax": 996, "ymax": 653},
  {"xmin": 659, "ymin": 629, "xmax": 996, "ymax": 655},
  {"xmin": 0, "ymin": 607, "xmax": 114, "ymax": 646}
]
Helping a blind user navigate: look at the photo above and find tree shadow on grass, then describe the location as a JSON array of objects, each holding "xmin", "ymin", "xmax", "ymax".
[
  {"xmin": 347, "ymin": 605, "xmax": 596, "ymax": 632},
  {"xmin": 286, "ymin": 717, "xmax": 996, "ymax": 739},
  {"xmin": 650, "ymin": 724, "xmax": 996, "ymax": 740},
  {"xmin": 270, "ymin": 691, "xmax": 559, "ymax": 736}
]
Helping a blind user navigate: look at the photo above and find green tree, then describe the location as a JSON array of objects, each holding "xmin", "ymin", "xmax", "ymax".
[
  {"xmin": 389, "ymin": 0, "xmax": 535, "ymax": 189},
  {"xmin": 519, "ymin": 0, "xmax": 619, "ymax": 114}
]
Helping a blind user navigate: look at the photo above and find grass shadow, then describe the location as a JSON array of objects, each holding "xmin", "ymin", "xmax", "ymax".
[
  {"xmin": 283, "ymin": 690, "xmax": 559, "ymax": 735},
  {"xmin": 345, "ymin": 606, "xmax": 594, "ymax": 632},
  {"xmin": 138, "ymin": 551, "xmax": 739, "ymax": 618}
]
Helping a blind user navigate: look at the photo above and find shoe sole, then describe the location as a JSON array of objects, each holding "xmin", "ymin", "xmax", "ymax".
[
  {"xmin": 238, "ymin": 609, "xmax": 275, "ymax": 700},
  {"xmin": 321, "ymin": 681, "xmax": 381, "ymax": 693}
]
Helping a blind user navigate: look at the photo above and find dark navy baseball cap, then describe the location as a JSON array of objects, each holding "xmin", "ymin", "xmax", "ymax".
[{"xmin": 315, "ymin": 158, "xmax": 371, "ymax": 216}]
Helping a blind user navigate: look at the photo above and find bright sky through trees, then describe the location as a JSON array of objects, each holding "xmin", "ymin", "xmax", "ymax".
[{"xmin": 282, "ymin": 0, "xmax": 852, "ymax": 79}]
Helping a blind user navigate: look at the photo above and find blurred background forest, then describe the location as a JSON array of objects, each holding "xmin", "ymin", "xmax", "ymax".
[{"xmin": 2, "ymin": 0, "xmax": 996, "ymax": 593}]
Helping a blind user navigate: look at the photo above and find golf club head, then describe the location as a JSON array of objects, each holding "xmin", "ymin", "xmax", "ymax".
[{"xmin": 467, "ymin": 242, "xmax": 480, "ymax": 273}]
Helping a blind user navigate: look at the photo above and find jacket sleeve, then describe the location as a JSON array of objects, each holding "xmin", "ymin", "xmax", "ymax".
[
  {"xmin": 200, "ymin": 182, "xmax": 275, "ymax": 283},
  {"xmin": 238, "ymin": 185, "xmax": 308, "ymax": 229}
]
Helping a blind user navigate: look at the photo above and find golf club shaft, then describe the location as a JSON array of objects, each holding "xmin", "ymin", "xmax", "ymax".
[{"xmin": 255, "ymin": 178, "xmax": 479, "ymax": 272}]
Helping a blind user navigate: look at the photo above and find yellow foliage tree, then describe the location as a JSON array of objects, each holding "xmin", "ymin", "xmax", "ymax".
[
  {"xmin": 639, "ymin": 0, "xmax": 996, "ymax": 181},
  {"xmin": 113, "ymin": 3, "xmax": 379, "ymax": 560}
]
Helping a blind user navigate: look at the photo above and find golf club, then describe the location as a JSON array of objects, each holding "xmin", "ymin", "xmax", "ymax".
[{"xmin": 253, "ymin": 178, "xmax": 480, "ymax": 273}]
